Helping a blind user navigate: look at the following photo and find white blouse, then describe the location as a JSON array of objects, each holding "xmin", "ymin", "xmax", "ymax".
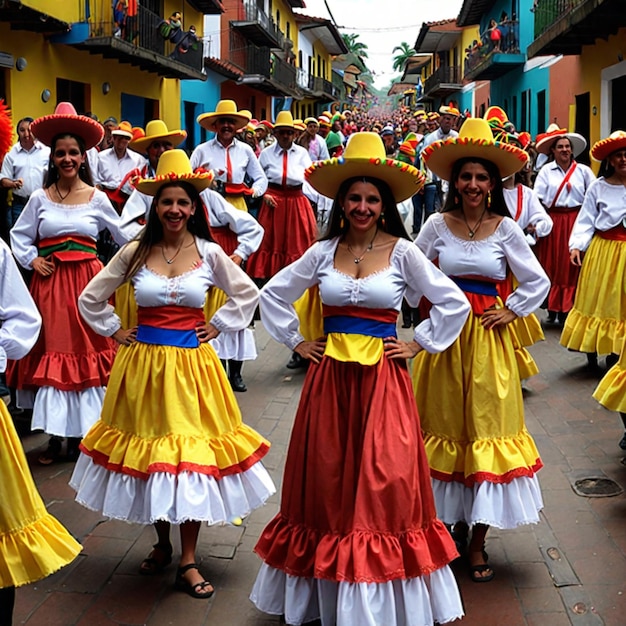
[
  {"xmin": 78, "ymin": 239, "xmax": 259, "ymax": 338},
  {"xmin": 569, "ymin": 178, "xmax": 626, "ymax": 252},
  {"xmin": 10, "ymin": 189, "xmax": 123, "ymax": 269},
  {"xmin": 503, "ymin": 185, "xmax": 553, "ymax": 237},
  {"xmin": 0, "ymin": 239, "xmax": 42, "ymax": 372},
  {"xmin": 534, "ymin": 161, "xmax": 595, "ymax": 209},
  {"xmin": 416, "ymin": 213, "xmax": 550, "ymax": 317},
  {"xmin": 260, "ymin": 237, "xmax": 470, "ymax": 354}
]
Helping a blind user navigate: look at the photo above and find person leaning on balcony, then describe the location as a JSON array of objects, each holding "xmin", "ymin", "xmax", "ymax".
[
  {"xmin": 191, "ymin": 100, "xmax": 268, "ymax": 212},
  {"xmin": 533, "ymin": 124, "xmax": 595, "ymax": 330},
  {"xmin": 0, "ymin": 116, "xmax": 50, "ymax": 229}
]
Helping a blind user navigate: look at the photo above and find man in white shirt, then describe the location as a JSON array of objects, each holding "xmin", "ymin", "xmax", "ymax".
[
  {"xmin": 0, "ymin": 117, "xmax": 50, "ymax": 228},
  {"xmin": 95, "ymin": 121, "xmax": 145, "ymax": 211},
  {"xmin": 191, "ymin": 100, "xmax": 267, "ymax": 212}
]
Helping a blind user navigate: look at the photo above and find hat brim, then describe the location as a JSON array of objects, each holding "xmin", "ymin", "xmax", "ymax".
[
  {"xmin": 423, "ymin": 138, "xmax": 528, "ymax": 181},
  {"xmin": 197, "ymin": 112, "xmax": 250, "ymax": 131},
  {"xmin": 111, "ymin": 131, "xmax": 133, "ymax": 139},
  {"xmin": 305, "ymin": 158, "xmax": 425, "ymax": 202},
  {"xmin": 130, "ymin": 130, "xmax": 187, "ymax": 153},
  {"xmin": 134, "ymin": 172, "xmax": 214, "ymax": 196},
  {"xmin": 591, "ymin": 136, "xmax": 626, "ymax": 162},
  {"xmin": 536, "ymin": 132, "xmax": 587, "ymax": 157},
  {"xmin": 30, "ymin": 114, "xmax": 104, "ymax": 150}
]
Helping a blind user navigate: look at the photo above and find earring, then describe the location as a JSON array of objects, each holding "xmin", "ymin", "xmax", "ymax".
[
  {"xmin": 454, "ymin": 194, "xmax": 459, "ymax": 205},
  {"xmin": 339, "ymin": 210, "xmax": 345, "ymax": 229},
  {"xmin": 486, "ymin": 191, "xmax": 492, "ymax": 209}
]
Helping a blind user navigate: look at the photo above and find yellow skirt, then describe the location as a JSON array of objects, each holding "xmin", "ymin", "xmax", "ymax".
[
  {"xmin": 593, "ymin": 347, "xmax": 626, "ymax": 412},
  {"xmin": 560, "ymin": 235, "xmax": 626, "ymax": 355},
  {"xmin": 509, "ymin": 313, "xmax": 543, "ymax": 380},
  {"xmin": 0, "ymin": 402, "xmax": 81, "ymax": 588},
  {"xmin": 80, "ymin": 341, "xmax": 269, "ymax": 478},
  {"xmin": 412, "ymin": 309, "xmax": 542, "ymax": 485},
  {"xmin": 293, "ymin": 285, "xmax": 324, "ymax": 342},
  {"xmin": 114, "ymin": 282, "xmax": 138, "ymax": 330},
  {"xmin": 225, "ymin": 194, "xmax": 248, "ymax": 212}
]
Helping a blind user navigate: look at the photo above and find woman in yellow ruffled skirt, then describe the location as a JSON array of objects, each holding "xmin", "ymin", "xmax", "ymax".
[
  {"xmin": 70, "ymin": 151, "xmax": 275, "ymax": 600},
  {"xmin": 0, "ymin": 237, "xmax": 81, "ymax": 622},
  {"xmin": 414, "ymin": 118, "xmax": 550, "ymax": 583}
]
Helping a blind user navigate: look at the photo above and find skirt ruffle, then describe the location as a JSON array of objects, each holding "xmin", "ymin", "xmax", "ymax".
[
  {"xmin": 412, "ymin": 309, "xmax": 542, "ymax": 490},
  {"xmin": 593, "ymin": 355, "xmax": 626, "ymax": 412},
  {"xmin": 250, "ymin": 562, "xmax": 464, "ymax": 626},
  {"xmin": 247, "ymin": 191, "xmax": 316, "ymax": 280},
  {"xmin": 70, "ymin": 453, "xmax": 275, "ymax": 525},
  {"xmin": 535, "ymin": 209, "xmax": 580, "ymax": 313},
  {"xmin": 431, "ymin": 476, "xmax": 543, "ymax": 529},
  {"xmin": 509, "ymin": 314, "xmax": 543, "ymax": 379},
  {"xmin": 7, "ymin": 257, "xmax": 116, "ymax": 392},
  {"xmin": 31, "ymin": 386, "xmax": 105, "ymax": 438},
  {"xmin": 0, "ymin": 402, "xmax": 81, "ymax": 588},
  {"xmin": 560, "ymin": 235, "xmax": 626, "ymax": 355}
]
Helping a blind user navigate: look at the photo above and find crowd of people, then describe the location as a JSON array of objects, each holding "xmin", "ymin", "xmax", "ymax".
[{"xmin": 1, "ymin": 92, "xmax": 626, "ymax": 626}]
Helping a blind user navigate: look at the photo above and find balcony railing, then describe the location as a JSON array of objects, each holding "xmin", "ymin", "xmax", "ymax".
[
  {"xmin": 232, "ymin": 0, "xmax": 284, "ymax": 48},
  {"xmin": 271, "ymin": 53, "xmax": 296, "ymax": 90},
  {"xmin": 533, "ymin": 0, "xmax": 581, "ymax": 37},
  {"xmin": 424, "ymin": 65, "xmax": 461, "ymax": 96},
  {"xmin": 307, "ymin": 75, "xmax": 338, "ymax": 98},
  {"xmin": 86, "ymin": 5, "xmax": 203, "ymax": 73},
  {"xmin": 464, "ymin": 21, "xmax": 521, "ymax": 77},
  {"xmin": 297, "ymin": 68, "xmax": 310, "ymax": 90}
]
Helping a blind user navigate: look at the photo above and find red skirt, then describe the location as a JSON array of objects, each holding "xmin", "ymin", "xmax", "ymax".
[
  {"xmin": 535, "ymin": 207, "xmax": 580, "ymax": 313},
  {"xmin": 209, "ymin": 225, "xmax": 238, "ymax": 256},
  {"xmin": 7, "ymin": 256, "xmax": 117, "ymax": 392},
  {"xmin": 247, "ymin": 188, "xmax": 316, "ymax": 280},
  {"xmin": 254, "ymin": 355, "xmax": 457, "ymax": 583}
]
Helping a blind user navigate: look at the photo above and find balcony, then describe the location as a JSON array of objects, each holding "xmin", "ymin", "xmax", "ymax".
[
  {"xmin": 186, "ymin": 0, "xmax": 225, "ymax": 13},
  {"xmin": 463, "ymin": 21, "xmax": 524, "ymax": 81},
  {"xmin": 308, "ymin": 75, "xmax": 339, "ymax": 100},
  {"xmin": 528, "ymin": 0, "xmax": 624, "ymax": 58},
  {"xmin": 229, "ymin": 32, "xmax": 297, "ymax": 96},
  {"xmin": 231, "ymin": 0, "xmax": 284, "ymax": 49},
  {"xmin": 73, "ymin": 5, "xmax": 205, "ymax": 80},
  {"xmin": 423, "ymin": 65, "xmax": 462, "ymax": 99},
  {"xmin": 0, "ymin": 0, "xmax": 68, "ymax": 33}
]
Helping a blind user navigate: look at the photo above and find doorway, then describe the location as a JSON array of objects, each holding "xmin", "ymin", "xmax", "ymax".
[
  {"xmin": 575, "ymin": 91, "xmax": 590, "ymax": 165},
  {"xmin": 611, "ymin": 75, "xmax": 626, "ymax": 132}
]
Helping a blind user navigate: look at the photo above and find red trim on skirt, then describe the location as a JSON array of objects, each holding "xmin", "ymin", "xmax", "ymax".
[
  {"xmin": 7, "ymin": 256, "xmax": 116, "ymax": 391},
  {"xmin": 254, "ymin": 354, "xmax": 458, "ymax": 583},
  {"xmin": 247, "ymin": 189, "xmax": 316, "ymax": 279},
  {"xmin": 535, "ymin": 207, "xmax": 580, "ymax": 313},
  {"xmin": 430, "ymin": 459, "xmax": 544, "ymax": 487}
]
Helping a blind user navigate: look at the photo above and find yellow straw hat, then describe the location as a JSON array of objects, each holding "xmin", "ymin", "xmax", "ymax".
[
  {"xmin": 293, "ymin": 119, "xmax": 306, "ymax": 131},
  {"xmin": 129, "ymin": 119, "xmax": 187, "ymax": 153},
  {"xmin": 305, "ymin": 132, "xmax": 425, "ymax": 202},
  {"xmin": 196, "ymin": 100, "xmax": 251, "ymax": 132},
  {"xmin": 423, "ymin": 117, "xmax": 528, "ymax": 181},
  {"xmin": 133, "ymin": 149, "xmax": 214, "ymax": 196},
  {"xmin": 591, "ymin": 130, "xmax": 626, "ymax": 162},
  {"xmin": 274, "ymin": 110, "xmax": 296, "ymax": 130}
]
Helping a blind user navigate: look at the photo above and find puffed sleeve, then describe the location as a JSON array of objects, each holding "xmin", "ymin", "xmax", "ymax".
[
  {"xmin": 119, "ymin": 190, "xmax": 151, "ymax": 243},
  {"xmin": 94, "ymin": 189, "xmax": 126, "ymax": 245},
  {"xmin": 569, "ymin": 179, "xmax": 600, "ymax": 252},
  {"xmin": 500, "ymin": 220, "xmax": 550, "ymax": 316},
  {"xmin": 201, "ymin": 241, "xmax": 259, "ymax": 332},
  {"xmin": 245, "ymin": 144, "xmax": 269, "ymax": 197},
  {"xmin": 78, "ymin": 242, "xmax": 138, "ymax": 336},
  {"xmin": 524, "ymin": 187, "xmax": 553, "ymax": 238},
  {"xmin": 396, "ymin": 242, "xmax": 470, "ymax": 353},
  {"xmin": 259, "ymin": 241, "xmax": 324, "ymax": 350},
  {"xmin": 203, "ymin": 190, "xmax": 264, "ymax": 259},
  {"xmin": 10, "ymin": 190, "xmax": 44, "ymax": 269},
  {"xmin": 0, "ymin": 240, "xmax": 41, "ymax": 371},
  {"xmin": 414, "ymin": 215, "xmax": 440, "ymax": 261}
]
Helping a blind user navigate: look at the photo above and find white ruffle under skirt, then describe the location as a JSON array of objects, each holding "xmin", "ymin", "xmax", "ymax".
[
  {"xmin": 31, "ymin": 386, "xmax": 105, "ymax": 437},
  {"xmin": 250, "ymin": 562, "xmax": 464, "ymax": 626},
  {"xmin": 432, "ymin": 475, "xmax": 544, "ymax": 529},
  {"xmin": 69, "ymin": 453, "xmax": 276, "ymax": 525},
  {"xmin": 210, "ymin": 328, "xmax": 257, "ymax": 361}
]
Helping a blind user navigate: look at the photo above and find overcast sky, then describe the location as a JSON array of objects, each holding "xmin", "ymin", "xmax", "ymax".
[{"xmin": 298, "ymin": 0, "xmax": 464, "ymax": 88}]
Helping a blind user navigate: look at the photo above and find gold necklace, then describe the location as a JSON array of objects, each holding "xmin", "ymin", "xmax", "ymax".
[
  {"xmin": 160, "ymin": 239, "xmax": 186, "ymax": 265},
  {"xmin": 346, "ymin": 228, "xmax": 378, "ymax": 264},
  {"xmin": 460, "ymin": 208, "xmax": 487, "ymax": 239}
]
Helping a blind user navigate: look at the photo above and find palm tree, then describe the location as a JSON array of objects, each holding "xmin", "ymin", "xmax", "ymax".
[
  {"xmin": 392, "ymin": 42, "xmax": 416, "ymax": 73},
  {"xmin": 342, "ymin": 33, "xmax": 369, "ymax": 59}
]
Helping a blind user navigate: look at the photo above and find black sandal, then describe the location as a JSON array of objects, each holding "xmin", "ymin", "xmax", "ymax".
[
  {"xmin": 175, "ymin": 563, "xmax": 214, "ymax": 599},
  {"xmin": 139, "ymin": 543, "xmax": 173, "ymax": 575},
  {"xmin": 469, "ymin": 562, "xmax": 495, "ymax": 582},
  {"xmin": 38, "ymin": 436, "xmax": 63, "ymax": 466}
]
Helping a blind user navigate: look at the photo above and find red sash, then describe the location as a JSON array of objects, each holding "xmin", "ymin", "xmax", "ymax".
[
  {"xmin": 515, "ymin": 186, "xmax": 523, "ymax": 221},
  {"xmin": 549, "ymin": 162, "xmax": 577, "ymax": 209},
  {"xmin": 598, "ymin": 225, "xmax": 626, "ymax": 242}
]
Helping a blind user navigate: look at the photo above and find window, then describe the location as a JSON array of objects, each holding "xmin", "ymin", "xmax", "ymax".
[
  {"xmin": 276, "ymin": 10, "xmax": 280, "ymax": 28},
  {"xmin": 286, "ymin": 22, "xmax": 290, "ymax": 39},
  {"xmin": 536, "ymin": 90, "xmax": 546, "ymax": 134},
  {"xmin": 56, "ymin": 78, "xmax": 89, "ymax": 113}
]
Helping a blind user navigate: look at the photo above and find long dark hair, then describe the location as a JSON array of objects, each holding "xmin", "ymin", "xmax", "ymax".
[
  {"xmin": 44, "ymin": 132, "xmax": 94, "ymax": 187},
  {"xmin": 442, "ymin": 157, "xmax": 509, "ymax": 217},
  {"xmin": 320, "ymin": 175, "xmax": 411, "ymax": 241},
  {"xmin": 124, "ymin": 181, "xmax": 214, "ymax": 280}
]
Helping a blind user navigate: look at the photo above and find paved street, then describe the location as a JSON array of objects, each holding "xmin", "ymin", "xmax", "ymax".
[{"xmin": 11, "ymin": 319, "xmax": 626, "ymax": 626}]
